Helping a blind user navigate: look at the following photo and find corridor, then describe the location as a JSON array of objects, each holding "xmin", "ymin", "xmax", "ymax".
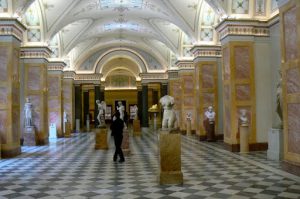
[{"xmin": 0, "ymin": 129, "xmax": 300, "ymax": 199}]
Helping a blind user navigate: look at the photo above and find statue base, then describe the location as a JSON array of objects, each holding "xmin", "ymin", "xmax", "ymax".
[
  {"xmin": 133, "ymin": 120, "xmax": 141, "ymax": 136},
  {"xmin": 95, "ymin": 127, "xmax": 108, "ymax": 150},
  {"xmin": 23, "ymin": 126, "xmax": 36, "ymax": 146},
  {"xmin": 186, "ymin": 120, "xmax": 191, "ymax": 136},
  {"xmin": 240, "ymin": 125, "xmax": 249, "ymax": 153},
  {"xmin": 267, "ymin": 128, "xmax": 283, "ymax": 161},
  {"xmin": 158, "ymin": 129, "xmax": 183, "ymax": 185},
  {"xmin": 207, "ymin": 121, "xmax": 216, "ymax": 142},
  {"xmin": 122, "ymin": 129, "xmax": 130, "ymax": 155},
  {"xmin": 64, "ymin": 122, "xmax": 72, "ymax": 138}
]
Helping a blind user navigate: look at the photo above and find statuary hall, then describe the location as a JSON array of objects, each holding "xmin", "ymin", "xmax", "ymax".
[{"xmin": 1, "ymin": 0, "xmax": 300, "ymax": 198}]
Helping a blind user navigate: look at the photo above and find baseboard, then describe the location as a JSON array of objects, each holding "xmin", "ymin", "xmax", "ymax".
[
  {"xmin": 224, "ymin": 142, "xmax": 268, "ymax": 152},
  {"xmin": 282, "ymin": 161, "xmax": 300, "ymax": 176}
]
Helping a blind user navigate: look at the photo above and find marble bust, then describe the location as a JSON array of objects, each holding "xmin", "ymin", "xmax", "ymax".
[
  {"xmin": 96, "ymin": 100, "xmax": 106, "ymax": 127},
  {"xmin": 239, "ymin": 109, "xmax": 248, "ymax": 126},
  {"xmin": 159, "ymin": 95, "xmax": 177, "ymax": 129},
  {"xmin": 186, "ymin": 112, "xmax": 192, "ymax": 121},
  {"xmin": 24, "ymin": 97, "xmax": 33, "ymax": 127},
  {"xmin": 204, "ymin": 106, "xmax": 215, "ymax": 123}
]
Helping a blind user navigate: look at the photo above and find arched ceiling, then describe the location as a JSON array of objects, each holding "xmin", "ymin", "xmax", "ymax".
[{"xmin": 7, "ymin": 0, "xmax": 279, "ymax": 74}]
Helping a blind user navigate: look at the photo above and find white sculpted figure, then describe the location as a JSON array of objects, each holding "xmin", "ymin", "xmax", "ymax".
[
  {"xmin": 239, "ymin": 109, "xmax": 248, "ymax": 125},
  {"xmin": 159, "ymin": 95, "xmax": 177, "ymax": 129},
  {"xmin": 186, "ymin": 112, "xmax": 192, "ymax": 121},
  {"xmin": 63, "ymin": 111, "xmax": 68, "ymax": 123},
  {"xmin": 204, "ymin": 106, "xmax": 216, "ymax": 123},
  {"xmin": 117, "ymin": 101, "xmax": 125, "ymax": 121},
  {"xmin": 24, "ymin": 97, "xmax": 33, "ymax": 127},
  {"xmin": 96, "ymin": 100, "xmax": 106, "ymax": 127},
  {"xmin": 132, "ymin": 105, "xmax": 138, "ymax": 120}
]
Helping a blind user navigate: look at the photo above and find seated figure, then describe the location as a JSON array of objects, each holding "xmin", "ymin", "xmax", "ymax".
[{"xmin": 159, "ymin": 95, "xmax": 177, "ymax": 129}]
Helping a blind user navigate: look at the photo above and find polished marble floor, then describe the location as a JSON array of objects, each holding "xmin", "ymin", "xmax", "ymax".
[{"xmin": 0, "ymin": 128, "xmax": 300, "ymax": 199}]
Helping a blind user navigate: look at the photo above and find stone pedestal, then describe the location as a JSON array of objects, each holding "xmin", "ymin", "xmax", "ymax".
[
  {"xmin": 240, "ymin": 124, "xmax": 249, "ymax": 153},
  {"xmin": 64, "ymin": 122, "xmax": 71, "ymax": 138},
  {"xmin": 133, "ymin": 120, "xmax": 141, "ymax": 136},
  {"xmin": 86, "ymin": 120, "xmax": 90, "ymax": 132},
  {"xmin": 95, "ymin": 127, "xmax": 108, "ymax": 150},
  {"xmin": 186, "ymin": 120, "xmax": 191, "ymax": 136},
  {"xmin": 76, "ymin": 119, "xmax": 80, "ymax": 132},
  {"xmin": 158, "ymin": 129, "xmax": 183, "ymax": 185},
  {"xmin": 267, "ymin": 128, "xmax": 283, "ymax": 161},
  {"xmin": 207, "ymin": 121, "xmax": 216, "ymax": 142},
  {"xmin": 23, "ymin": 127, "xmax": 36, "ymax": 146},
  {"xmin": 122, "ymin": 129, "xmax": 130, "ymax": 155}
]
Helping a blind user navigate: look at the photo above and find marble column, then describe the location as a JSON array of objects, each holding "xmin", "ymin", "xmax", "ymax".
[
  {"xmin": 141, "ymin": 84, "xmax": 149, "ymax": 128},
  {"xmin": 83, "ymin": 91, "xmax": 89, "ymax": 126},
  {"xmin": 191, "ymin": 46, "xmax": 221, "ymax": 140},
  {"xmin": 278, "ymin": 0, "xmax": 300, "ymax": 174},
  {"xmin": 94, "ymin": 85, "xmax": 100, "ymax": 127},
  {"xmin": 75, "ymin": 85, "xmax": 82, "ymax": 129},
  {"xmin": 176, "ymin": 61, "xmax": 196, "ymax": 134},
  {"xmin": 63, "ymin": 72, "xmax": 75, "ymax": 131},
  {"xmin": 48, "ymin": 62, "xmax": 65, "ymax": 138},
  {"xmin": 20, "ymin": 46, "xmax": 51, "ymax": 146},
  {"xmin": 0, "ymin": 19, "xmax": 25, "ymax": 157}
]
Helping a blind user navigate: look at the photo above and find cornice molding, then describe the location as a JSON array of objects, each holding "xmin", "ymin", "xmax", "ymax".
[
  {"xmin": 0, "ymin": 18, "xmax": 26, "ymax": 41},
  {"xmin": 215, "ymin": 19, "xmax": 270, "ymax": 41},
  {"xmin": 190, "ymin": 45, "xmax": 222, "ymax": 60},
  {"xmin": 48, "ymin": 61, "xmax": 66, "ymax": 72},
  {"xmin": 140, "ymin": 73, "xmax": 168, "ymax": 84},
  {"xmin": 175, "ymin": 60, "xmax": 194, "ymax": 70},
  {"xmin": 20, "ymin": 46, "xmax": 52, "ymax": 60},
  {"xmin": 168, "ymin": 70, "xmax": 179, "ymax": 79}
]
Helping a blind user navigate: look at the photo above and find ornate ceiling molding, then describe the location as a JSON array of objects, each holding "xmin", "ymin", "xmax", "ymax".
[
  {"xmin": 215, "ymin": 19, "xmax": 270, "ymax": 41},
  {"xmin": 20, "ymin": 46, "xmax": 52, "ymax": 60},
  {"xmin": 0, "ymin": 18, "xmax": 26, "ymax": 41}
]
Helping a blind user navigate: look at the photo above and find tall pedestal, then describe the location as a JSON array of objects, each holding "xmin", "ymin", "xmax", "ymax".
[
  {"xmin": 267, "ymin": 128, "xmax": 283, "ymax": 161},
  {"xmin": 23, "ymin": 127, "xmax": 36, "ymax": 146},
  {"xmin": 95, "ymin": 127, "xmax": 108, "ymax": 150},
  {"xmin": 240, "ymin": 125, "xmax": 249, "ymax": 153},
  {"xmin": 64, "ymin": 122, "xmax": 72, "ymax": 138},
  {"xmin": 158, "ymin": 129, "xmax": 183, "ymax": 185},
  {"xmin": 207, "ymin": 121, "xmax": 216, "ymax": 142},
  {"xmin": 122, "ymin": 129, "xmax": 130, "ymax": 155},
  {"xmin": 186, "ymin": 120, "xmax": 191, "ymax": 136},
  {"xmin": 133, "ymin": 120, "xmax": 141, "ymax": 136}
]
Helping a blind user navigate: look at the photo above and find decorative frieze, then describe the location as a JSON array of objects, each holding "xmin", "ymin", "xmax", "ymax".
[
  {"xmin": 176, "ymin": 60, "xmax": 194, "ymax": 71},
  {"xmin": 215, "ymin": 19, "xmax": 270, "ymax": 41},
  {"xmin": 20, "ymin": 46, "xmax": 52, "ymax": 60},
  {"xmin": 48, "ymin": 61, "xmax": 65, "ymax": 71},
  {"xmin": 168, "ymin": 70, "xmax": 179, "ymax": 80},
  {"xmin": 0, "ymin": 18, "xmax": 26, "ymax": 41},
  {"xmin": 191, "ymin": 45, "xmax": 222, "ymax": 63}
]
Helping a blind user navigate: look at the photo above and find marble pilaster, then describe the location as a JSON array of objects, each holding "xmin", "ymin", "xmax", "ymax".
[
  {"xmin": 94, "ymin": 85, "xmax": 100, "ymax": 127},
  {"xmin": 0, "ymin": 19, "xmax": 26, "ymax": 157},
  {"xmin": 63, "ymin": 72, "xmax": 75, "ymax": 131},
  {"xmin": 48, "ymin": 62, "xmax": 64, "ymax": 138},
  {"xmin": 141, "ymin": 84, "xmax": 149, "ymax": 128},
  {"xmin": 74, "ymin": 84, "xmax": 82, "ymax": 129},
  {"xmin": 168, "ymin": 70, "xmax": 181, "ymax": 131},
  {"xmin": 20, "ymin": 46, "xmax": 51, "ymax": 146}
]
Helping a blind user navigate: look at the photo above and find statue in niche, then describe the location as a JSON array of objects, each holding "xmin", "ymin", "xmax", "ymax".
[
  {"xmin": 117, "ymin": 101, "xmax": 125, "ymax": 121},
  {"xmin": 24, "ymin": 97, "xmax": 33, "ymax": 127},
  {"xmin": 96, "ymin": 100, "xmax": 106, "ymax": 127},
  {"xmin": 159, "ymin": 95, "xmax": 177, "ymax": 130},
  {"xmin": 63, "ymin": 111, "xmax": 68, "ymax": 123},
  {"xmin": 276, "ymin": 70, "xmax": 283, "ymax": 128}
]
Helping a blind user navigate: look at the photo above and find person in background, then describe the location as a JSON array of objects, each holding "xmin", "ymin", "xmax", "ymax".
[{"xmin": 110, "ymin": 111, "xmax": 125, "ymax": 163}]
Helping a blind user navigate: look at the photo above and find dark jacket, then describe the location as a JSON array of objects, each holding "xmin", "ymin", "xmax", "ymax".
[{"xmin": 110, "ymin": 118, "xmax": 124, "ymax": 137}]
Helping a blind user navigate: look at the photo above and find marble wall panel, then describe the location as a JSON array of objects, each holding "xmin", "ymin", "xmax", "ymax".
[
  {"xmin": 284, "ymin": 7, "xmax": 297, "ymax": 61},
  {"xmin": 203, "ymin": 93, "xmax": 214, "ymax": 105},
  {"xmin": 12, "ymin": 49, "xmax": 19, "ymax": 78},
  {"xmin": 287, "ymin": 103, "xmax": 300, "ymax": 154},
  {"xmin": 33, "ymin": 111, "xmax": 41, "ymax": 133},
  {"xmin": 224, "ymin": 85, "xmax": 230, "ymax": 102},
  {"xmin": 0, "ymin": 88, "xmax": 8, "ymax": 105},
  {"xmin": 28, "ymin": 95, "xmax": 41, "ymax": 111},
  {"xmin": 202, "ymin": 65, "xmax": 214, "ymax": 88},
  {"xmin": 12, "ymin": 87, "xmax": 19, "ymax": 104},
  {"xmin": 236, "ymin": 85, "xmax": 251, "ymax": 101},
  {"xmin": 64, "ymin": 102, "xmax": 71, "ymax": 113},
  {"xmin": 48, "ymin": 99, "xmax": 59, "ymax": 110},
  {"xmin": 48, "ymin": 77, "xmax": 59, "ymax": 97},
  {"xmin": 286, "ymin": 67, "xmax": 300, "ymax": 94},
  {"xmin": 12, "ymin": 108, "xmax": 19, "ymax": 143},
  {"xmin": 235, "ymin": 47, "xmax": 250, "ymax": 79},
  {"xmin": 49, "ymin": 111, "xmax": 59, "ymax": 124},
  {"xmin": 224, "ymin": 105, "xmax": 231, "ymax": 139},
  {"xmin": 63, "ymin": 84, "xmax": 71, "ymax": 99},
  {"xmin": 184, "ymin": 96, "xmax": 194, "ymax": 107},
  {"xmin": 223, "ymin": 47, "xmax": 230, "ymax": 80},
  {"xmin": 183, "ymin": 76, "xmax": 194, "ymax": 93},
  {"xmin": 28, "ymin": 67, "xmax": 41, "ymax": 91},
  {"xmin": 0, "ymin": 47, "xmax": 8, "ymax": 82}
]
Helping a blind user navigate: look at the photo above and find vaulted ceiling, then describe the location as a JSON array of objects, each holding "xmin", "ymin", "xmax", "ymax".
[{"xmin": 4, "ymin": 0, "xmax": 279, "ymax": 76}]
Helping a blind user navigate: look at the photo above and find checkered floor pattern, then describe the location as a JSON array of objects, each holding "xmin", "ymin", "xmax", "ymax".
[{"xmin": 1, "ymin": 128, "xmax": 300, "ymax": 199}]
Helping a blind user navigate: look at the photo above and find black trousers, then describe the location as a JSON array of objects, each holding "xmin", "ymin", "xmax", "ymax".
[{"xmin": 113, "ymin": 135, "xmax": 124, "ymax": 161}]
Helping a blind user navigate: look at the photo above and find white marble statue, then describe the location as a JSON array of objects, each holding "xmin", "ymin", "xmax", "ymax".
[
  {"xmin": 159, "ymin": 95, "xmax": 177, "ymax": 129},
  {"xmin": 63, "ymin": 111, "xmax": 68, "ymax": 123},
  {"xmin": 186, "ymin": 112, "xmax": 192, "ymax": 121},
  {"xmin": 24, "ymin": 97, "xmax": 33, "ymax": 127},
  {"xmin": 204, "ymin": 106, "xmax": 216, "ymax": 123},
  {"xmin": 117, "ymin": 101, "xmax": 125, "ymax": 121},
  {"xmin": 132, "ymin": 105, "xmax": 138, "ymax": 120},
  {"xmin": 96, "ymin": 100, "xmax": 106, "ymax": 127},
  {"xmin": 239, "ymin": 109, "xmax": 248, "ymax": 125}
]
